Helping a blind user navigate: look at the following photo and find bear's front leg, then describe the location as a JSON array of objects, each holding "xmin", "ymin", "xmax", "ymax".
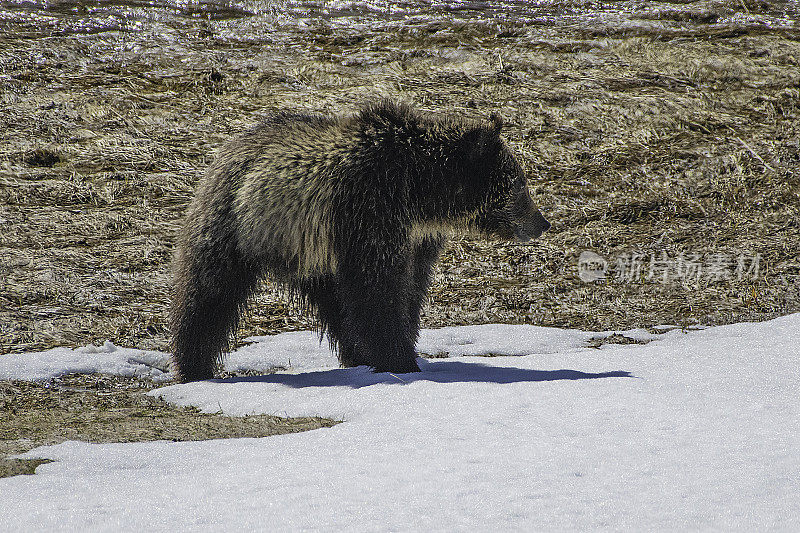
[
  {"xmin": 337, "ymin": 269, "xmax": 420, "ymax": 374},
  {"xmin": 408, "ymin": 235, "xmax": 445, "ymax": 343}
]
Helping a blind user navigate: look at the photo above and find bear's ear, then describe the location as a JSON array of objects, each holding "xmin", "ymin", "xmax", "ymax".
[
  {"xmin": 458, "ymin": 124, "xmax": 502, "ymax": 168},
  {"xmin": 458, "ymin": 116, "xmax": 502, "ymax": 155},
  {"xmin": 488, "ymin": 112, "xmax": 504, "ymax": 132}
]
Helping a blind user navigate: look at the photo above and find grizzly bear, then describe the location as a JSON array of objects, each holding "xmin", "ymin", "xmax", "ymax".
[{"xmin": 171, "ymin": 100, "xmax": 550, "ymax": 382}]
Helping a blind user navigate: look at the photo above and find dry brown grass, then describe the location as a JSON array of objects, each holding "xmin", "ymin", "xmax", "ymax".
[
  {"xmin": 1, "ymin": 2, "xmax": 798, "ymax": 357},
  {"xmin": 0, "ymin": 373, "xmax": 338, "ymax": 478}
]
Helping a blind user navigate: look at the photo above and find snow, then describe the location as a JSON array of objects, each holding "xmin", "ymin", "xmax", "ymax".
[
  {"xmin": 2, "ymin": 315, "xmax": 799, "ymax": 531},
  {"xmin": 0, "ymin": 324, "xmax": 656, "ymax": 381},
  {"xmin": 0, "ymin": 341, "xmax": 173, "ymax": 382}
]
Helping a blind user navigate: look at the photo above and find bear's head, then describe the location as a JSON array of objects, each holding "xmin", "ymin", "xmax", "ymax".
[{"xmin": 461, "ymin": 115, "xmax": 550, "ymax": 243}]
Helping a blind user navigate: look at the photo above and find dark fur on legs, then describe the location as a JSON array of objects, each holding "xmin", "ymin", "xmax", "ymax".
[
  {"xmin": 171, "ymin": 239, "xmax": 261, "ymax": 382},
  {"xmin": 296, "ymin": 275, "xmax": 358, "ymax": 367},
  {"xmin": 312, "ymin": 236, "xmax": 443, "ymax": 373},
  {"xmin": 408, "ymin": 235, "xmax": 445, "ymax": 344},
  {"xmin": 170, "ymin": 170, "xmax": 264, "ymax": 382}
]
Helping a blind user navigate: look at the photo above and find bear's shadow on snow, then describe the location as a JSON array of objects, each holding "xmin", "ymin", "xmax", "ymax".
[{"xmin": 219, "ymin": 359, "xmax": 633, "ymax": 389}]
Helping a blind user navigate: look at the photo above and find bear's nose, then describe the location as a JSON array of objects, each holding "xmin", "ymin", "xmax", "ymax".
[{"xmin": 523, "ymin": 210, "xmax": 550, "ymax": 238}]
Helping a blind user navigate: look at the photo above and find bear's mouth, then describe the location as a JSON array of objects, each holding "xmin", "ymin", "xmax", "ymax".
[
  {"xmin": 513, "ymin": 228, "xmax": 536, "ymax": 243},
  {"xmin": 514, "ymin": 221, "xmax": 550, "ymax": 242},
  {"xmin": 513, "ymin": 211, "xmax": 551, "ymax": 242}
]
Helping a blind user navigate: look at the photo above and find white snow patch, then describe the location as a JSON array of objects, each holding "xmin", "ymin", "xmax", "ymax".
[
  {"xmin": 0, "ymin": 341, "xmax": 172, "ymax": 382},
  {"xmin": 2, "ymin": 316, "xmax": 799, "ymax": 531},
  {"xmin": 0, "ymin": 325, "xmax": 657, "ymax": 381}
]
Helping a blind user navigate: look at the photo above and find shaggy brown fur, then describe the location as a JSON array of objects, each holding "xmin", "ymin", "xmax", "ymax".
[{"xmin": 171, "ymin": 101, "xmax": 549, "ymax": 382}]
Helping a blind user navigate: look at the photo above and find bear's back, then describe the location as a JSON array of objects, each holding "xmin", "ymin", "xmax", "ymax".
[{"xmin": 220, "ymin": 112, "xmax": 358, "ymax": 278}]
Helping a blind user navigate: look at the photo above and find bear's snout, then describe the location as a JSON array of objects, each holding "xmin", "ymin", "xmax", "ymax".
[{"xmin": 514, "ymin": 209, "xmax": 550, "ymax": 242}]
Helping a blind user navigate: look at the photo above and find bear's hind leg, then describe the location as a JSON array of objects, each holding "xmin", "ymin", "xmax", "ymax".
[
  {"xmin": 298, "ymin": 276, "xmax": 362, "ymax": 368},
  {"xmin": 171, "ymin": 240, "xmax": 261, "ymax": 382}
]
